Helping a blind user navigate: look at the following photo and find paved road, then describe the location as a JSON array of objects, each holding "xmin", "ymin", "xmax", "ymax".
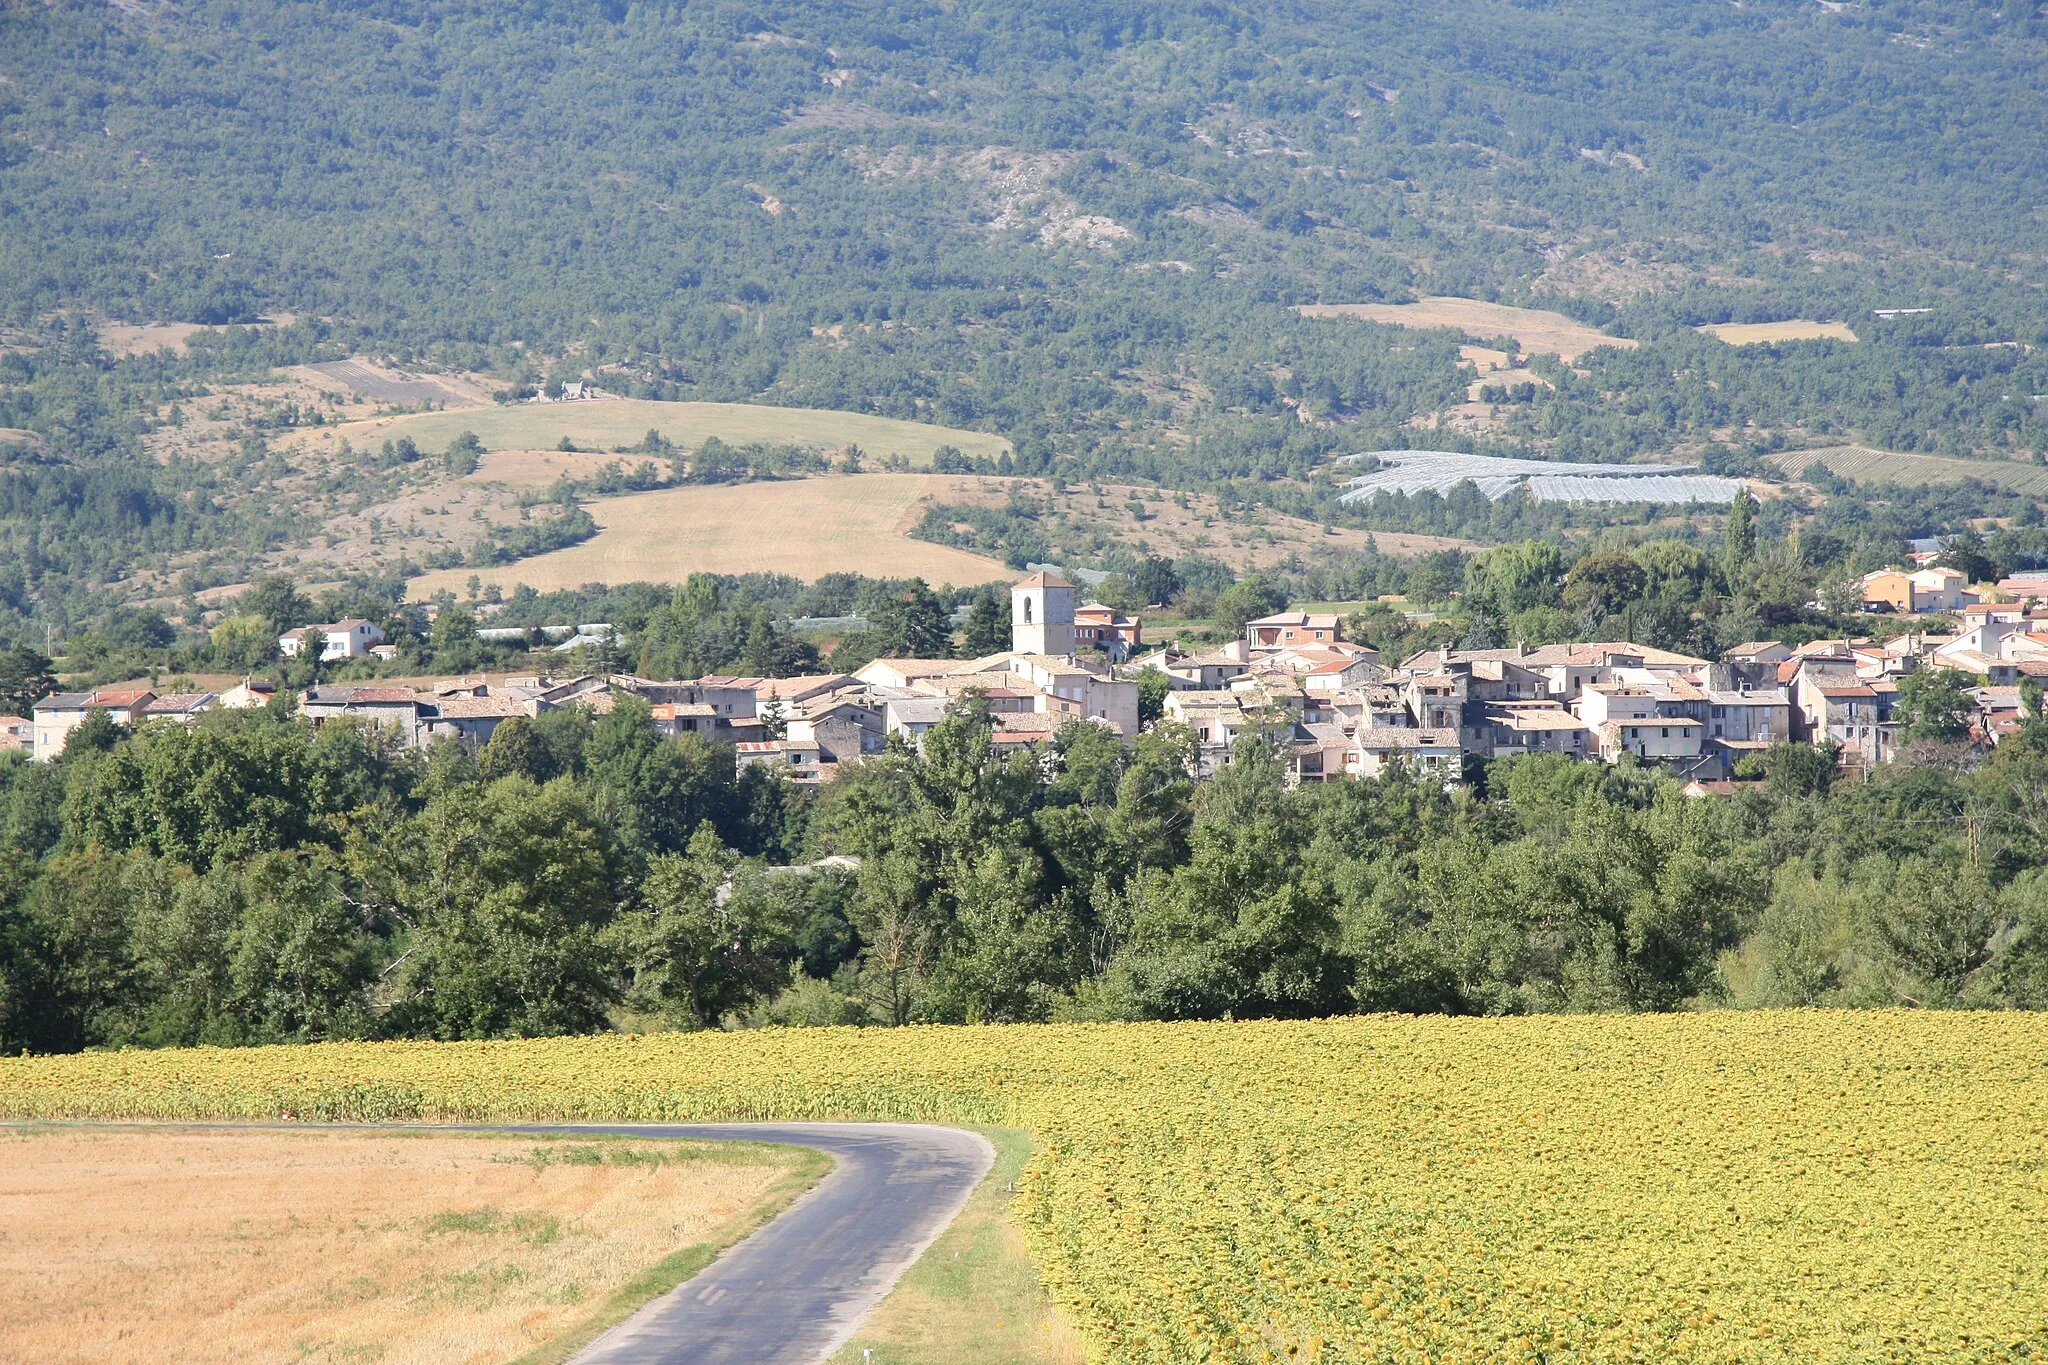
[{"xmin": 540, "ymin": 1123, "xmax": 994, "ymax": 1365}]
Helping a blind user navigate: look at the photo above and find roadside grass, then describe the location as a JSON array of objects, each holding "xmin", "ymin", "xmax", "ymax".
[
  {"xmin": 506, "ymin": 1135, "xmax": 833, "ymax": 1365},
  {"xmin": 828, "ymin": 1128, "xmax": 1085, "ymax": 1365}
]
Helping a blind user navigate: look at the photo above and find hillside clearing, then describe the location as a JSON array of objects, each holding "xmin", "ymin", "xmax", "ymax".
[
  {"xmin": 285, "ymin": 400, "xmax": 1012, "ymax": 469},
  {"xmin": 1772, "ymin": 444, "xmax": 2048, "ymax": 495},
  {"xmin": 1295, "ymin": 296, "xmax": 1638, "ymax": 361},
  {"xmin": 407, "ymin": 474, "xmax": 1010, "ymax": 598},
  {"xmin": 934, "ymin": 477, "xmax": 1480, "ymax": 570},
  {"xmin": 0, "ymin": 1126, "xmax": 819, "ymax": 1365},
  {"xmin": 1698, "ymin": 319, "xmax": 1858, "ymax": 345}
]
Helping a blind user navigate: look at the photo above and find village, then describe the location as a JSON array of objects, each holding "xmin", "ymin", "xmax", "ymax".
[{"xmin": 20, "ymin": 560, "xmax": 2048, "ymax": 787}]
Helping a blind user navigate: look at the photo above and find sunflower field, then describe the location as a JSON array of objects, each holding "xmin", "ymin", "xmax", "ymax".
[{"xmin": 4, "ymin": 1011, "xmax": 2045, "ymax": 1363}]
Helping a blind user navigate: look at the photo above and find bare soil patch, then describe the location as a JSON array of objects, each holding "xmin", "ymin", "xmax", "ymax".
[
  {"xmin": 407, "ymin": 474, "xmax": 1011, "ymax": 598},
  {"xmin": 0, "ymin": 1125, "xmax": 812, "ymax": 1365},
  {"xmin": 1296, "ymin": 296, "xmax": 1637, "ymax": 361}
]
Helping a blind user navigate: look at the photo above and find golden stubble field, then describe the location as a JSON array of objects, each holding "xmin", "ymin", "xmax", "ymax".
[
  {"xmin": 1696, "ymin": 320, "xmax": 1859, "ymax": 345},
  {"xmin": 0, "ymin": 1126, "xmax": 811, "ymax": 1365},
  {"xmin": 1295, "ymin": 296, "xmax": 1639, "ymax": 362},
  {"xmin": 407, "ymin": 473, "xmax": 1011, "ymax": 597}
]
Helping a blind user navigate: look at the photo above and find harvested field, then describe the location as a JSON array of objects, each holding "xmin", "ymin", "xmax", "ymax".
[
  {"xmin": 300, "ymin": 358, "xmax": 493, "ymax": 407},
  {"xmin": 468, "ymin": 447, "xmax": 661, "ymax": 487},
  {"xmin": 407, "ymin": 474, "xmax": 1010, "ymax": 598},
  {"xmin": 1295, "ymin": 296, "xmax": 1637, "ymax": 361},
  {"xmin": 0, "ymin": 1125, "xmax": 818, "ymax": 1365},
  {"xmin": 289, "ymin": 399, "xmax": 1010, "ymax": 469},
  {"xmin": 1771, "ymin": 444, "xmax": 2048, "ymax": 495},
  {"xmin": 1698, "ymin": 319, "xmax": 1858, "ymax": 345},
  {"xmin": 99, "ymin": 316, "xmax": 295, "ymax": 358}
]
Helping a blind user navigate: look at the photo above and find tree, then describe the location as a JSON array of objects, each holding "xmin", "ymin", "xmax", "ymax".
[
  {"xmin": 1135, "ymin": 667, "xmax": 1173, "ymax": 726},
  {"xmin": 1894, "ymin": 667, "xmax": 1976, "ymax": 742},
  {"xmin": 1721, "ymin": 485, "xmax": 1758, "ymax": 586},
  {"xmin": 0, "ymin": 645, "xmax": 56, "ymax": 714},
  {"xmin": 1562, "ymin": 552, "xmax": 1648, "ymax": 620},
  {"xmin": 1132, "ymin": 556, "xmax": 1183, "ymax": 608},
  {"xmin": 613, "ymin": 827, "xmax": 792, "ymax": 1028},
  {"xmin": 1213, "ymin": 578, "xmax": 1287, "ymax": 635},
  {"xmin": 1935, "ymin": 528, "xmax": 2000, "ymax": 586},
  {"xmin": 366, "ymin": 777, "xmax": 620, "ymax": 1040},
  {"xmin": 1463, "ymin": 541, "xmax": 1564, "ymax": 620},
  {"xmin": 960, "ymin": 586, "xmax": 1010, "ymax": 656},
  {"xmin": 869, "ymin": 579, "xmax": 951, "ymax": 658},
  {"xmin": 444, "ymin": 430, "xmax": 484, "ymax": 475},
  {"xmin": 242, "ymin": 575, "xmax": 312, "ymax": 641}
]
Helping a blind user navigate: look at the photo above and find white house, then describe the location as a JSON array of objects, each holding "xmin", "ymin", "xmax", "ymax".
[{"xmin": 279, "ymin": 618, "xmax": 388, "ymax": 661}]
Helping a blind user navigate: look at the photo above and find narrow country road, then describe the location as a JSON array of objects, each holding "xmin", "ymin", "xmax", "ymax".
[{"xmin": 536, "ymin": 1122, "xmax": 994, "ymax": 1365}]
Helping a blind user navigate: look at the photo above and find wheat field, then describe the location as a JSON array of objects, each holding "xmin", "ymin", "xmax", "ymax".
[
  {"xmin": 407, "ymin": 473, "xmax": 1010, "ymax": 597},
  {"xmin": 1296, "ymin": 296, "xmax": 1638, "ymax": 361},
  {"xmin": 0, "ymin": 1126, "xmax": 812, "ymax": 1365},
  {"xmin": 1697, "ymin": 320, "xmax": 1858, "ymax": 345}
]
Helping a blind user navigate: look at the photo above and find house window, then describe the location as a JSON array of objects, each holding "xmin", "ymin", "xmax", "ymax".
[{"xmin": 1661, "ymin": 727, "xmax": 1670, "ymax": 738}]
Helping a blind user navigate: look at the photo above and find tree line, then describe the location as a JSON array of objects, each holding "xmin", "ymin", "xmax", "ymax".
[{"xmin": 6, "ymin": 689, "xmax": 2048, "ymax": 1053}]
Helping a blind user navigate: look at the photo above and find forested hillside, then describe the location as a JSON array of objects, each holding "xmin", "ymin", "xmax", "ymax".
[
  {"xmin": 6, "ymin": 0, "xmax": 2046, "ymax": 434},
  {"xmin": 3, "ymin": 0, "xmax": 2047, "ymax": 637}
]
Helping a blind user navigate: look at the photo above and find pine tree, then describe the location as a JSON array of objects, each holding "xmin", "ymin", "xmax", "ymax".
[{"xmin": 1721, "ymin": 486, "xmax": 1757, "ymax": 587}]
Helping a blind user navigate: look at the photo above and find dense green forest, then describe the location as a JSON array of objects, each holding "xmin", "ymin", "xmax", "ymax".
[
  {"xmin": 6, "ymin": 696, "xmax": 2048, "ymax": 1052},
  {"xmin": 4, "ymin": 0, "xmax": 2048, "ymax": 650}
]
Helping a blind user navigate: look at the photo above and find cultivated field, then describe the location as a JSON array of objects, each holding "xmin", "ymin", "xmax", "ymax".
[
  {"xmin": 286, "ymin": 399, "xmax": 1011, "ymax": 469},
  {"xmin": 407, "ymin": 474, "xmax": 1010, "ymax": 597},
  {"xmin": 300, "ymin": 357, "xmax": 495, "ymax": 407},
  {"xmin": 5, "ymin": 1012, "xmax": 2043, "ymax": 1364},
  {"xmin": 1772, "ymin": 444, "xmax": 2048, "ymax": 495},
  {"xmin": 1697, "ymin": 320, "xmax": 1858, "ymax": 345},
  {"xmin": 0, "ymin": 1126, "xmax": 817, "ymax": 1365},
  {"xmin": 1296, "ymin": 296, "xmax": 1639, "ymax": 361}
]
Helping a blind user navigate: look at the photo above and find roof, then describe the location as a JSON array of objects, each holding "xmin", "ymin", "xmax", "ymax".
[
  {"xmin": 651, "ymin": 702, "xmax": 717, "ymax": 719},
  {"xmin": 1012, "ymin": 570, "xmax": 1073, "ymax": 590},
  {"xmin": 306, "ymin": 686, "xmax": 422, "ymax": 705},
  {"xmin": 1705, "ymin": 688, "xmax": 1789, "ymax": 705},
  {"xmin": 1817, "ymin": 684, "xmax": 1878, "ymax": 699},
  {"xmin": 143, "ymin": 693, "xmax": 213, "ymax": 714},
  {"xmin": 1723, "ymin": 640, "xmax": 1789, "ymax": 658},
  {"xmin": 32, "ymin": 692, "xmax": 92, "ymax": 712},
  {"xmin": 1354, "ymin": 727, "xmax": 1460, "ymax": 749},
  {"xmin": 431, "ymin": 696, "xmax": 529, "ymax": 718},
  {"xmin": 90, "ymin": 687, "xmax": 156, "ymax": 708},
  {"xmin": 1492, "ymin": 710, "xmax": 1588, "ymax": 731}
]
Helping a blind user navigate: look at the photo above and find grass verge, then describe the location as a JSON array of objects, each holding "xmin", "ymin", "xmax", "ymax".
[
  {"xmin": 506, "ymin": 1133, "xmax": 833, "ymax": 1365},
  {"xmin": 827, "ymin": 1128, "xmax": 1084, "ymax": 1365}
]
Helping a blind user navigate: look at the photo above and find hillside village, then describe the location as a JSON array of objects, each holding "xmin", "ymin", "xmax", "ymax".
[{"xmin": 24, "ymin": 559, "xmax": 2048, "ymax": 785}]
